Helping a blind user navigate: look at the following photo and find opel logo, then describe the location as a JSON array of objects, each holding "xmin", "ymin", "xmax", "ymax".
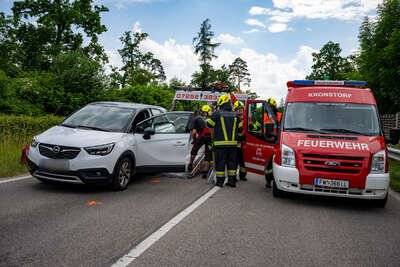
[
  {"xmin": 325, "ymin": 161, "xmax": 340, "ymax": 167},
  {"xmin": 52, "ymin": 146, "xmax": 61, "ymax": 153}
]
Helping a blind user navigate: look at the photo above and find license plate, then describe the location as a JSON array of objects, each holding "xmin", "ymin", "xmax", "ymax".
[
  {"xmin": 39, "ymin": 159, "xmax": 70, "ymax": 170},
  {"xmin": 314, "ymin": 178, "xmax": 349, "ymax": 189}
]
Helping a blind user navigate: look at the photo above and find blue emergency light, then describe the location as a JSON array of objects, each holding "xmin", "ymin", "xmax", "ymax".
[{"xmin": 292, "ymin": 80, "xmax": 367, "ymax": 87}]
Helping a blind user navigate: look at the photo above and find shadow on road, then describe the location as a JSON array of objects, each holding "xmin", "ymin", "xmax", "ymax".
[
  {"xmin": 28, "ymin": 172, "xmax": 189, "ymax": 195},
  {"xmin": 270, "ymin": 189, "xmax": 389, "ymax": 211}
]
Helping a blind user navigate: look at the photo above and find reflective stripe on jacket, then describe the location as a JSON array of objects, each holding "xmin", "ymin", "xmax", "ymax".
[{"xmin": 207, "ymin": 110, "xmax": 239, "ymax": 147}]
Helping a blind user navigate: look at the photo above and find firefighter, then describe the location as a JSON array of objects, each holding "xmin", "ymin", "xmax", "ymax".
[
  {"xmin": 207, "ymin": 94, "xmax": 239, "ymax": 187},
  {"xmin": 266, "ymin": 98, "xmax": 282, "ymax": 123},
  {"xmin": 188, "ymin": 105, "xmax": 212, "ymax": 178},
  {"xmin": 264, "ymin": 98, "xmax": 281, "ymax": 188},
  {"xmin": 234, "ymin": 100, "xmax": 247, "ymax": 181}
]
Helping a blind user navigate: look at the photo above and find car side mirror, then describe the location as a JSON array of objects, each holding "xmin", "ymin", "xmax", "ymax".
[{"xmin": 143, "ymin": 127, "xmax": 155, "ymax": 140}]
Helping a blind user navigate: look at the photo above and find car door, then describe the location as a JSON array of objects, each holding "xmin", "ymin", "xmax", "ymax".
[
  {"xmin": 242, "ymin": 101, "xmax": 277, "ymax": 175},
  {"xmin": 134, "ymin": 112, "xmax": 191, "ymax": 172}
]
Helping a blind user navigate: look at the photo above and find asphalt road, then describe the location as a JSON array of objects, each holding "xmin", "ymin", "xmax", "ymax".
[{"xmin": 1, "ymin": 173, "xmax": 400, "ymax": 267}]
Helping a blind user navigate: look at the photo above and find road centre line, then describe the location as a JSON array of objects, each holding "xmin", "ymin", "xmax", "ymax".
[
  {"xmin": 0, "ymin": 175, "xmax": 32, "ymax": 184},
  {"xmin": 111, "ymin": 186, "xmax": 220, "ymax": 267}
]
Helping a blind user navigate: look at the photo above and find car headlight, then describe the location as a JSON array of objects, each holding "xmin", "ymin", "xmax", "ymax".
[
  {"xmin": 282, "ymin": 144, "xmax": 296, "ymax": 168},
  {"xmin": 31, "ymin": 138, "xmax": 39, "ymax": 148},
  {"xmin": 370, "ymin": 150, "xmax": 386, "ymax": 174},
  {"xmin": 84, "ymin": 143, "xmax": 115, "ymax": 156}
]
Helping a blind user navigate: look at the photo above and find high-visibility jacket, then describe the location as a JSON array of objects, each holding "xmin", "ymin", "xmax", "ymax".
[
  {"xmin": 207, "ymin": 109, "xmax": 239, "ymax": 147},
  {"xmin": 276, "ymin": 112, "xmax": 282, "ymax": 123}
]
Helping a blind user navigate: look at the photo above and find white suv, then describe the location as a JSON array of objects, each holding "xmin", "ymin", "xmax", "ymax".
[{"xmin": 27, "ymin": 102, "xmax": 192, "ymax": 190}]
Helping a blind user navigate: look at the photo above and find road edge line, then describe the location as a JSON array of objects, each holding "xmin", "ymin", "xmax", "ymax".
[
  {"xmin": 389, "ymin": 189, "xmax": 400, "ymax": 202},
  {"xmin": 0, "ymin": 175, "xmax": 32, "ymax": 184},
  {"xmin": 111, "ymin": 186, "xmax": 220, "ymax": 267}
]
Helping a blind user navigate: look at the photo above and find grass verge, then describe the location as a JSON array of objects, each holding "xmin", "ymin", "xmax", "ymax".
[
  {"xmin": 389, "ymin": 159, "xmax": 400, "ymax": 192},
  {"xmin": 0, "ymin": 114, "xmax": 63, "ymax": 178},
  {"xmin": 0, "ymin": 135, "xmax": 31, "ymax": 177}
]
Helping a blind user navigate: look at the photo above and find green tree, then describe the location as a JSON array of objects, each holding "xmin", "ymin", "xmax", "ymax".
[
  {"xmin": 192, "ymin": 18, "xmax": 220, "ymax": 88},
  {"xmin": 0, "ymin": 12, "xmax": 19, "ymax": 76},
  {"xmin": 117, "ymin": 31, "xmax": 166, "ymax": 87},
  {"xmin": 229, "ymin": 57, "xmax": 251, "ymax": 91},
  {"xmin": 306, "ymin": 41, "xmax": 354, "ymax": 80},
  {"xmin": 10, "ymin": 0, "xmax": 109, "ymax": 70},
  {"xmin": 358, "ymin": 0, "xmax": 400, "ymax": 113},
  {"xmin": 50, "ymin": 51, "xmax": 108, "ymax": 114}
]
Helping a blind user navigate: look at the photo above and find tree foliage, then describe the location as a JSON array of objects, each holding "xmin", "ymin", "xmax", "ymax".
[
  {"xmin": 358, "ymin": 0, "xmax": 400, "ymax": 113},
  {"xmin": 10, "ymin": 0, "xmax": 109, "ymax": 69},
  {"xmin": 116, "ymin": 31, "xmax": 166, "ymax": 87},
  {"xmin": 306, "ymin": 41, "xmax": 355, "ymax": 80},
  {"xmin": 229, "ymin": 57, "xmax": 251, "ymax": 91},
  {"xmin": 192, "ymin": 18, "xmax": 220, "ymax": 88}
]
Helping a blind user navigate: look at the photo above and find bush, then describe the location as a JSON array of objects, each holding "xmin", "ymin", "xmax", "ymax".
[{"xmin": 0, "ymin": 114, "xmax": 64, "ymax": 177}]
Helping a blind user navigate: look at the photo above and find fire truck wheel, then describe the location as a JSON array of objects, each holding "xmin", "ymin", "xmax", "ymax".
[{"xmin": 272, "ymin": 180, "xmax": 284, "ymax": 198}]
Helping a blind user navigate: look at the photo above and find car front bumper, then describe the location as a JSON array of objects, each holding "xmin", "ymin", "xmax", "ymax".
[
  {"xmin": 27, "ymin": 146, "xmax": 115, "ymax": 185},
  {"xmin": 273, "ymin": 162, "xmax": 389, "ymax": 200}
]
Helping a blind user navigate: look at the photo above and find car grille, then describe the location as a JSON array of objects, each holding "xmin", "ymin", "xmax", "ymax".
[
  {"xmin": 302, "ymin": 153, "xmax": 364, "ymax": 174},
  {"xmin": 39, "ymin": 143, "xmax": 81, "ymax": 159}
]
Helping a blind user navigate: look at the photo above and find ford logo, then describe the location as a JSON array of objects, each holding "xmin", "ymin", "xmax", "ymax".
[
  {"xmin": 52, "ymin": 146, "xmax": 61, "ymax": 153},
  {"xmin": 325, "ymin": 161, "xmax": 340, "ymax": 167}
]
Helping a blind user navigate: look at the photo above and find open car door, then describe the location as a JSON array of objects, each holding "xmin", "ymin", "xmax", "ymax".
[
  {"xmin": 242, "ymin": 100, "xmax": 278, "ymax": 175},
  {"xmin": 134, "ymin": 112, "xmax": 191, "ymax": 172}
]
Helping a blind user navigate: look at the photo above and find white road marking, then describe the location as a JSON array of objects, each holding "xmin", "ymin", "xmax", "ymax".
[
  {"xmin": 0, "ymin": 175, "xmax": 32, "ymax": 184},
  {"xmin": 389, "ymin": 189, "xmax": 400, "ymax": 202},
  {"xmin": 111, "ymin": 186, "xmax": 220, "ymax": 267}
]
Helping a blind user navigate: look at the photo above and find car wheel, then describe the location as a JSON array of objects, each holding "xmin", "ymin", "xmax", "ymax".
[
  {"xmin": 272, "ymin": 179, "xmax": 284, "ymax": 198},
  {"xmin": 374, "ymin": 194, "xmax": 388, "ymax": 208},
  {"xmin": 111, "ymin": 157, "xmax": 133, "ymax": 191}
]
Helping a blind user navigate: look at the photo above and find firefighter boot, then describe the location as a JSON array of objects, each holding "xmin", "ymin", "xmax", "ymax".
[
  {"xmin": 216, "ymin": 176, "xmax": 224, "ymax": 187},
  {"xmin": 239, "ymin": 167, "xmax": 247, "ymax": 181},
  {"xmin": 226, "ymin": 176, "xmax": 237, "ymax": 188}
]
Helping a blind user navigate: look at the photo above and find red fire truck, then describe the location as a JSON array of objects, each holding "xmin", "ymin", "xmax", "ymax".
[{"xmin": 242, "ymin": 80, "xmax": 391, "ymax": 207}]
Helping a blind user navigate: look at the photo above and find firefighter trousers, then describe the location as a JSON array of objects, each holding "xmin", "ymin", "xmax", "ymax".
[
  {"xmin": 237, "ymin": 145, "xmax": 247, "ymax": 179},
  {"xmin": 214, "ymin": 146, "xmax": 237, "ymax": 185}
]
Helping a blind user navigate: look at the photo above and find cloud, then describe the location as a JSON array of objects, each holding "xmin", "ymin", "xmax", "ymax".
[
  {"xmin": 216, "ymin": 34, "xmax": 245, "ymax": 46},
  {"xmin": 105, "ymin": 23, "xmax": 317, "ymax": 101},
  {"xmin": 268, "ymin": 23, "xmax": 287, "ymax": 33},
  {"xmin": 243, "ymin": 29, "xmax": 261, "ymax": 34},
  {"xmin": 248, "ymin": 0, "xmax": 383, "ymax": 32},
  {"xmin": 132, "ymin": 21, "xmax": 142, "ymax": 33},
  {"xmin": 249, "ymin": 6, "xmax": 270, "ymax": 16},
  {"xmin": 245, "ymin": 18, "xmax": 266, "ymax": 28}
]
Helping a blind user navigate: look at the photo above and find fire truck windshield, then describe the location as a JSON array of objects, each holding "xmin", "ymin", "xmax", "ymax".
[{"xmin": 283, "ymin": 102, "xmax": 381, "ymax": 136}]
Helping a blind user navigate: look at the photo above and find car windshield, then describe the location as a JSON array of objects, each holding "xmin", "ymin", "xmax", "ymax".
[
  {"xmin": 283, "ymin": 102, "xmax": 381, "ymax": 136},
  {"xmin": 62, "ymin": 105, "xmax": 136, "ymax": 132}
]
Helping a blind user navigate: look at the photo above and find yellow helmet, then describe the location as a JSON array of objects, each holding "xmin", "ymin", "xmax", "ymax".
[
  {"xmin": 233, "ymin": 101, "xmax": 244, "ymax": 110},
  {"xmin": 217, "ymin": 94, "xmax": 231, "ymax": 106},
  {"xmin": 267, "ymin": 98, "xmax": 277, "ymax": 108},
  {"xmin": 201, "ymin": 105, "xmax": 212, "ymax": 115}
]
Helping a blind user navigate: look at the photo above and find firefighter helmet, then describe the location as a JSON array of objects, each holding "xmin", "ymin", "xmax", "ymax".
[
  {"xmin": 266, "ymin": 98, "xmax": 277, "ymax": 108},
  {"xmin": 217, "ymin": 94, "xmax": 231, "ymax": 106},
  {"xmin": 233, "ymin": 101, "xmax": 244, "ymax": 110},
  {"xmin": 201, "ymin": 105, "xmax": 212, "ymax": 115}
]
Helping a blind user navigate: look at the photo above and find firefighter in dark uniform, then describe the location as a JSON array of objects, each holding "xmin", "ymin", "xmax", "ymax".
[
  {"xmin": 188, "ymin": 105, "xmax": 212, "ymax": 178},
  {"xmin": 234, "ymin": 100, "xmax": 247, "ymax": 181},
  {"xmin": 207, "ymin": 94, "xmax": 239, "ymax": 187}
]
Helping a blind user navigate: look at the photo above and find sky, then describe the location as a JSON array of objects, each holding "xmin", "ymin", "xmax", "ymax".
[{"xmin": 0, "ymin": 0, "xmax": 383, "ymax": 101}]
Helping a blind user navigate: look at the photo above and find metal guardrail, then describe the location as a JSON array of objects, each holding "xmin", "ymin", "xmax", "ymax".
[{"xmin": 388, "ymin": 147, "xmax": 400, "ymax": 161}]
